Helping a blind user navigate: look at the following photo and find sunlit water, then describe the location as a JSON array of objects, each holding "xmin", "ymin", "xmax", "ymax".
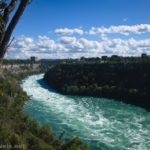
[{"xmin": 21, "ymin": 74, "xmax": 150, "ymax": 150}]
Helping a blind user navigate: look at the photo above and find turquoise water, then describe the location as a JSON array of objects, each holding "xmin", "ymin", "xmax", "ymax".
[{"xmin": 21, "ymin": 74, "xmax": 150, "ymax": 150}]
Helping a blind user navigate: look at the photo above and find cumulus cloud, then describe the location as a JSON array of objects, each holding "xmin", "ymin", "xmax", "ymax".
[
  {"xmin": 37, "ymin": 36, "xmax": 67, "ymax": 52},
  {"xmin": 5, "ymin": 24, "xmax": 150, "ymax": 59},
  {"xmin": 58, "ymin": 36, "xmax": 105, "ymax": 53},
  {"xmin": 6, "ymin": 34, "xmax": 150, "ymax": 59},
  {"xmin": 89, "ymin": 24, "xmax": 150, "ymax": 35},
  {"xmin": 6, "ymin": 36, "xmax": 67, "ymax": 59},
  {"xmin": 54, "ymin": 28, "xmax": 84, "ymax": 35},
  {"xmin": 59, "ymin": 36, "xmax": 77, "ymax": 44}
]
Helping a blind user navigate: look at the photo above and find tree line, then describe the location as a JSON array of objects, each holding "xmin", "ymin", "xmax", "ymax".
[{"xmin": 44, "ymin": 60, "xmax": 150, "ymax": 111}]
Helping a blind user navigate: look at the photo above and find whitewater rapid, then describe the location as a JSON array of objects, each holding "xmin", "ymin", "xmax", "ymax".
[{"xmin": 21, "ymin": 74, "xmax": 150, "ymax": 150}]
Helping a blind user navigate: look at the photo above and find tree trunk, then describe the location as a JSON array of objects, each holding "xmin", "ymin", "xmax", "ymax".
[{"xmin": 0, "ymin": 0, "xmax": 29, "ymax": 62}]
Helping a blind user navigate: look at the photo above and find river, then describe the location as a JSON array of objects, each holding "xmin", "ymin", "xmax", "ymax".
[{"xmin": 21, "ymin": 74, "xmax": 150, "ymax": 150}]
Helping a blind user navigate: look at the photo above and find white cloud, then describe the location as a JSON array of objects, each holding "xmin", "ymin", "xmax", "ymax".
[
  {"xmin": 5, "ymin": 34, "xmax": 150, "ymax": 59},
  {"xmin": 12, "ymin": 36, "xmax": 35, "ymax": 50},
  {"xmin": 54, "ymin": 28, "xmax": 84, "ymax": 35},
  {"xmin": 89, "ymin": 24, "xmax": 150, "ymax": 35},
  {"xmin": 37, "ymin": 36, "xmax": 67, "ymax": 52},
  {"xmin": 6, "ymin": 23, "xmax": 150, "ymax": 59},
  {"xmin": 6, "ymin": 36, "xmax": 70, "ymax": 59},
  {"xmin": 60, "ymin": 36, "xmax": 77, "ymax": 44}
]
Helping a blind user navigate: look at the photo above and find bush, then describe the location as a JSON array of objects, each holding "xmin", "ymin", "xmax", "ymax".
[{"xmin": 0, "ymin": 72, "xmax": 89, "ymax": 150}]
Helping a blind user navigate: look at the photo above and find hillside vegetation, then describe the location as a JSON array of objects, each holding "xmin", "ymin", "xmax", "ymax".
[
  {"xmin": 0, "ymin": 71, "xmax": 89, "ymax": 150},
  {"xmin": 44, "ymin": 60, "xmax": 150, "ymax": 110}
]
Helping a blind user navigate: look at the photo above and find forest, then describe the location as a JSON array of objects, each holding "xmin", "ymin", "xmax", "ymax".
[{"xmin": 44, "ymin": 57, "xmax": 150, "ymax": 111}]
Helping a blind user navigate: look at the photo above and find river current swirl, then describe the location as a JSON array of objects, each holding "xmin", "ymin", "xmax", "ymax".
[{"xmin": 21, "ymin": 74, "xmax": 150, "ymax": 150}]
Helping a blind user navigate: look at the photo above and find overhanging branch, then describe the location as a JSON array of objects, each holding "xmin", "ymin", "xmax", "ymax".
[{"xmin": 3, "ymin": 0, "xmax": 18, "ymax": 24}]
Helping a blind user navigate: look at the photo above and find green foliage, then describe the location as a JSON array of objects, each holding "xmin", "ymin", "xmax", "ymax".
[
  {"xmin": 0, "ymin": 15, "xmax": 5, "ymax": 33},
  {"xmin": 44, "ymin": 60, "xmax": 150, "ymax": 110},
  {"xmin": 0, "ymin": 1, "xmax": 6, "ymax": 32},
  {"xmin": 0, "ymin": 72, "xmax": 89, "ymax": 150},
  {"xmin": 61, "ymin": 137, "xmax": 89, "ymax": 150},
  {"xmin": 37, "ymin": 125, "xmax": 53, "ymax": 143}
]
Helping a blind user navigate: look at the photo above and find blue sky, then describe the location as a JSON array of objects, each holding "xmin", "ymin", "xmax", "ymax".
[
  {"xmin": 6, "ymin": 0, "xmax": 150, "ymax": 59},
  {"xmin": 14, "ymin": 0, "xmax": 150, "ymax": 37}
]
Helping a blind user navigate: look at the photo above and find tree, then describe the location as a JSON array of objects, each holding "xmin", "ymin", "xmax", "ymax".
[{"xmin": 0, "ymin": 0, "xmax": 30, "ymax": 64}]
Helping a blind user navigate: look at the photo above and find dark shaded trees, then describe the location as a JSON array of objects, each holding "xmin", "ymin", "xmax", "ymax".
[
  {"xmin": 0, "ymin": 0, "xmax": 30, "ymax": 64},
  {"xmin": 44, "ymin": 61, "xmax": 150, "ymax": 111}
]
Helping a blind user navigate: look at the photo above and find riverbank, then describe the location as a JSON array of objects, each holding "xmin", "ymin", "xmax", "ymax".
[
  {"xmin": 0, "ymin": 70, "xmax": 89, "ymax": 150},
  {"xmin": 23, "ymin": 74, "xmax": 150, "ymax": 150},
  {"xmin": 44, "ymin": 62, "xmax": 150, "ymax": 111}
]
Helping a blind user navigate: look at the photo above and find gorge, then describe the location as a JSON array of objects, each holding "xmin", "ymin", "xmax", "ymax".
[{"xmin": 22, "ymin": 74, "xmax": 150, "ymax": 150}]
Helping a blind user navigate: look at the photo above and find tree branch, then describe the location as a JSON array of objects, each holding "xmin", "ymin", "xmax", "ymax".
[
  {"xmin": 5, "ymin": 36, "xmax": 14, "ymax": 51},
  {"xmin": 3, "ymin": 0, "xmax": 18, "ymax": 24},
  {"xmin": 0, "ymin": 0, "xmax": 29, "ymax": 59}
]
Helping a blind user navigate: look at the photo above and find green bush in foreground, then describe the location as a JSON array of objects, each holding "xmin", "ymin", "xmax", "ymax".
[{"xmin": 0, "ymin": 72, "xmax": 89, "ymax": 150}]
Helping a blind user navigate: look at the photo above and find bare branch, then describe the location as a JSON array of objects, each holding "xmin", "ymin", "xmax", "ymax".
[{"xmin": 5, "ymin": 36, "xmax": 14, "ymax": 50}]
